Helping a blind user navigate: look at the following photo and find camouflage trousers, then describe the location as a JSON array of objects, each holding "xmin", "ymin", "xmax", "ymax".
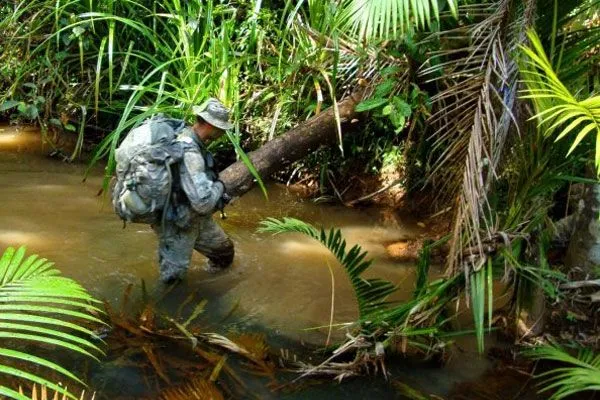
[{"xmin": 152, "ymin": 214, "xmax": 234, "ymax": 283}]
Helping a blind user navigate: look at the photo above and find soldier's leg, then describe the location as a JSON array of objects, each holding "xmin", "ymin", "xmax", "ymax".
[
  {"xmin": 194, "ymin": 218, "xmax": 234, "ymax": 272},
  {"xmin": 153, "ymin": 221, "xmax": 199, "ymax": 283}
]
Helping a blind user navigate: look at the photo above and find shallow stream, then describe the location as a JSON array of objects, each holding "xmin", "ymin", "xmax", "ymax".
[{"xmin": 0, "ymin": 125, "xmax": 500, "ymax": 399}]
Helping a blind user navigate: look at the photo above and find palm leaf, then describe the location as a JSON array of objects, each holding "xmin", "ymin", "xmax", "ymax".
[
  {"xmin": 419, "ymin": 0, "xmax": 538, "ymax": 351},
  {"xmin": 339, "ymin": 0, "xmax": 458, "ymax": 41},
  {"xmin": 258, "ymin": 217, "xmax": 396, "ymax": 319},
  {"xmin": 0, "ymin": 246, "xmax": 105, "ymax": 400},
  {"xmin": 422, "ymin": 0, "xmax": 537, "ymax": 269},
  {"xmin": 524, "ymin": 344, "xmax": 600, "ymax": 400},
  {"xmin": 534, "ymin": 0, "xmax": 600, "ymax": 83},
  {"xmin": 520, "ymin": 29, "xmax": 600, "ymax": 172}
]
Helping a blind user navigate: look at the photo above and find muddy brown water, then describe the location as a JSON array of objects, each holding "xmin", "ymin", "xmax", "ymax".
[{"xmin": 0, "ymin": 125, "xmax": 513, "ymax": 399}]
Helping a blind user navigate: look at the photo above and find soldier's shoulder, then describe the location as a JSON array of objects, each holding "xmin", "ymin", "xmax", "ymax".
[
  {"xmin": 176, "ymin": 127, "xmax": 197, "ymax": 144},
  {"xmin": 178, "ymin": 135, "xmax": 194, "ymax": 144}
]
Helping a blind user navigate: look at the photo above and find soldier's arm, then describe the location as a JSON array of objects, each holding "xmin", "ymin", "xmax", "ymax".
[{"xmin": 179, "ymin": 149, "xmax": 224, "ymax": 215}]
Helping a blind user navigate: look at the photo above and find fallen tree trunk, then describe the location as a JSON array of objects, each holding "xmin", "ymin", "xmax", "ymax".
[{"xmin": 219, "ymin": 91, "xmax": 365, "ymax": 198}]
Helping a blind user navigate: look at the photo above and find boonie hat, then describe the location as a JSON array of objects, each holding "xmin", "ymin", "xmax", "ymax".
[{"xmin": 192, "ymin": 98, "xmax": 234, "ymax": 131}]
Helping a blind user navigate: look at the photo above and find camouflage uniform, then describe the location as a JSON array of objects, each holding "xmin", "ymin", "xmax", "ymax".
[{"xmin": 153, "ymin": 128, "xmax": 234, "ymax": 283}]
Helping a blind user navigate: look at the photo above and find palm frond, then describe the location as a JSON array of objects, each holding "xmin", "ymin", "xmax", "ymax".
[
  {"xmin": 339, "ymin": 0, "xmax": 458, "ymax": 41},
  {"xmin": 524, "ymin": 344, "xmax": 600, "ymax": 400},
  {"xmin": 520, "ymin": 29, "xmax": 600, "ymax": 171},
  {"xmin": 420, "ymin": 0, "xmax": 537, "ymax": 351},
  {"xmin": 258, "ymin": 217, "xmax": 396, "ymax": 319},
  {"xmin": 0, "ymin": 246, "xmax": 105, "ymax": 400}
]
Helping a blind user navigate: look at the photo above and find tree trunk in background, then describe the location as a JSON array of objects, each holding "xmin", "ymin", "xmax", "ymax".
[
  {"xmin": 219, "ymin": 91, "xmax": 365, "ymax": 198},
  {"xmin": 565, "ymin": 180, "xmax": 600, "ymax": 275}
]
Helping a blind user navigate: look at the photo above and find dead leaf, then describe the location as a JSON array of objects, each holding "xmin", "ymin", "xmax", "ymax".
[
  {"xmin": 160, "ymin": 377, "xmax": 224, "ymax": 400},
  {"xmin": 143, "ymin": 345, "xmax": 171, "ymax": 384}
]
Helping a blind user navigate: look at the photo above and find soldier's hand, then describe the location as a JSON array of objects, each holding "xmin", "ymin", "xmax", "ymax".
[{"xmin": 221, "ymin": 192, "xmax": 232, "ymax": 205}]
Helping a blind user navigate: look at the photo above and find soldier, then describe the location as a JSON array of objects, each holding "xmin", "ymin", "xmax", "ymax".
[{"xmin": 151, "ymin": 98, "xmax": 235, "ymax": 283}]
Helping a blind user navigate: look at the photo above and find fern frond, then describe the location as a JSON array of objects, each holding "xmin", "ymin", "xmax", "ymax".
[
  {"xmin": 258, "ymin": 218, "xmax": 396, "ymax": 319},
  {"xmin": 0, "ymin": 246, "xmax": 105, "ymax": 400}
]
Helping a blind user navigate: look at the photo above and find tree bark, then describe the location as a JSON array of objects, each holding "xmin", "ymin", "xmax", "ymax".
[
  {"xmin": 219, "ymin": 91, "xmax": 365, "ymax": 198},
  {"xmin": 565, "ymin": 179, "xmax": 600, "ymax": 275}
]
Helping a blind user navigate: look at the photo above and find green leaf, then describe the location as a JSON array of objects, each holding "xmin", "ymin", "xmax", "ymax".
[
  {"xmin": 342, "ymin": 0, "xmax": 457, "ymax": 40},
  {"xmin": 0, "ymin": 386, "xmax": 30, "ymax": 400},
  {"xmin": 390, "ymin": 113, "xmax": 405, "ymax": 130},
  {"xmin": 374, "ymin": 80, "xmax": 395, "ymax": 97},
  {"xmin": 0, "ymin": 322, "xmax": 104, "ymax": 354},
  {"xmin": 382, "ymin": 104, "xmax": 394, "ymax": 116},
  {"xmin": 524, "ymin": 344, "xmax": 600, "ymax": 400},
  {"xmin": 17, "ymin": 104, "xmax": 39, "ymax": 120},
  {"xmin": 226, "ymin": 130, "xmax": 268, "ymax": 200},
  {"xmin": 0, "ymin": 348, "xmax": 82, "ymax": 384},
  {"xmin": 0, "ymin": 364, "xmax": 76, "ymax": 400},
  {"xmin": 0, "ymin": 247, "xmax": 16, "ymax": 282},
  {"xmin": 0, "ymin": 330, "xmax": 98, "ymax": 361},
  {"xmin": 567, "ymin": 124, "xmax": 596, "ymax": 155},
  {"xmin": 0, "ymin": 304, "xmax": 105, "ymax": 325},
  {"xmin": 72, "ymin": 26, "xmax": 85, "ymax": 37},
  {"xmin": 0, "ymin": 312, "xmax": 101, "ymax": 339},
  {"xmin": 381, "ymin": 66, "xmax": 401, "ymax": 76},
  {"xmin": 393, "ymin": 97, "xmax": 412, "ymax": 117},
  {"xmin": 2, "ymin": 247, "xmax": 25, "ymax": 285},
  {"xmin": 355, "ymin": 97, "xmax": 388, "ymax": 112},
  {"xmin": 0, "ymin": 294, "xmax": 103, "ymax": 313},
  {"xmin": 520, "ymin": 30, "xmax": 600, "ymax": 171},
  {"xmin": 0, "ymin": 101, "xmax": 20, "ymax": 112}
]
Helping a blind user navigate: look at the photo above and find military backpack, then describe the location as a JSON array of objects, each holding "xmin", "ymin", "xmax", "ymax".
[{"xmin": 112, "ymin": 115, "xmax": 186, "ymax": 224}]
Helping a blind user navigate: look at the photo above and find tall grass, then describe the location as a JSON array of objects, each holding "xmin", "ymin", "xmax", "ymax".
[
  {"xmin": 1, "ymin": 0, "xmax": 447, "ymax": 170},
  {"xmin": 1, "ymin": 0, "xmax": 275, "ymax": 192},
  {"xmin": 2, "ymin": 0, "xmax": 384, "ymax": 195}
]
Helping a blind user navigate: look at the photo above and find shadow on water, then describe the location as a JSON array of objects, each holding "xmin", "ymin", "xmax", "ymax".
[{"xmin": 0, "ymin": 125, "xmax": 537, "ymax": 399}]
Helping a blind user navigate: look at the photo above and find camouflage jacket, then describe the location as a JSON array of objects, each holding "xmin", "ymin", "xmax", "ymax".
[{"xmin": 174, "ymin": 127, "xmax": 224, "ymax": 216}]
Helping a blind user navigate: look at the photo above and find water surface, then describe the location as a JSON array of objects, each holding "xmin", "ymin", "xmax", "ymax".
[{"xmin": 0, "ymin": 125, "xmax": 496, "ymax": 398}]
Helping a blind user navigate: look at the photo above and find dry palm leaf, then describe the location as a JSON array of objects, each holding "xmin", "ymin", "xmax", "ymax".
[
  {"xmin": 159, "ymin": 377, "xmax": 223, "ymax": 400},
  {"xmin": 231, "ymin": 333, "xmax": 269, "ymax": 363},
  {"xmin": 19, "ymin": 384, "xmax": 95, "ymax": 400},
  {"xmin": 420, "ymin": 0, "xmax": 537, "ymax": 276}
]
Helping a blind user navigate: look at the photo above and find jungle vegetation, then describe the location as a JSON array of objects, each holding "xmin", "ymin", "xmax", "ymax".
[
  {"xmin": 0, "ymin": 247, "xmax": 104, "ymax": 399},
  {"xmin": 1, "ymin": 0, "xmax": 600, "ymax": 398}
]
